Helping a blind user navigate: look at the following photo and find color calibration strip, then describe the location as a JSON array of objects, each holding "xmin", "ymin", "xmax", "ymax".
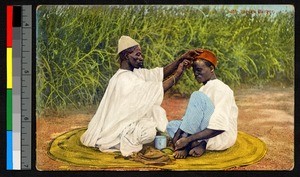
[
  {"xmin": 7, "ymin": 5, "xmax": 13, "ymax": 170},
  {"xmin": 6, "ymin": 5, "xmax": 32, "ymax": 170}
]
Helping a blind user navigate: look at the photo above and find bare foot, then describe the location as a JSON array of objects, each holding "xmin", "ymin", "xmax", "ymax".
[
  {"xmin": 189, "ymin": 141, "xmax": 206, "ymax": 157},
  {"xmin": 172, "ymin": 129, "xmax": 184, "ymax": 148},
  {"xmin": 174, "ymin": 148, "xmax": 188, "ymax": 159}
]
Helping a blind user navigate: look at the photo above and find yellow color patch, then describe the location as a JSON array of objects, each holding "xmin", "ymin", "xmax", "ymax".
[{"xmin": 7, "ymin": 48, "xmax": 12, "ymax": 89}]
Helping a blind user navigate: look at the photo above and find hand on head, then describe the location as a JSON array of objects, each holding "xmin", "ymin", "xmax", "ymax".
[
  {"xmin": 180, "ymin": 49, "xmax": 202, "ymax": 68},
  {"xmin": 181, "ymin": 49, "xmax": 201, "ymax": 60},
  {"xmin": 182, "ymin": 59, "xmax": 192, "ymax": 69},
  {"xmin": 181, "ymin": 48, "xmax": 217, "ymax": 70},
  {"xmin": 176, "ymin": 60, "xmax": 188, "ymax": 75},
  {"xmin": 195, "ymin": 48, "xmax": 205, "ymax": 53}
]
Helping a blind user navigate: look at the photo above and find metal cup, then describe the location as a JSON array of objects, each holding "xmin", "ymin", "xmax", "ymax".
[{"xmin": 154, "ymin": 135, "xmax": 167, "ymax": 150}]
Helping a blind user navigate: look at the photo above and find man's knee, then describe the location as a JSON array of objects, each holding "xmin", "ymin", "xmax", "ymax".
[
  {"xmin": 140, "ymin": 126, "xmax": 156, "ymax": 144},
  {"xmin": 191, "ymin": 91, "xmax": 206, "ymax": 100},
  {"xmin": 190, "ymin": 91, "xmax": 213, "ymax": 106},
  {"xmin": 190, "ymin": 91, "xmax": 204, "ymax": 104}
]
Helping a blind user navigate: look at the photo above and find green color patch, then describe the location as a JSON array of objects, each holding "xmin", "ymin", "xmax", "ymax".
[
  {"xmin": 48, "ymin": 128, "xmax": 267, "ymax": 170},
  {"xmin": 6, "ymin": 89, "xmax": 12, "ymax": 130}
]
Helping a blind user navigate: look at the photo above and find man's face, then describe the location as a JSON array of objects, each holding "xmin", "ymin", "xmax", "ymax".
[
  {"xmin": 127, "ymin": 46, "xmax": 144, "ymax": 68},
  {"xmin": 193, "ymin": 60, "xmax": 213, "ymax": 84}
]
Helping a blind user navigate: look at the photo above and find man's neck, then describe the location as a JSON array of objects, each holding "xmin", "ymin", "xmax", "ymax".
[{"xmin": 120, "ymin": 61, "xmax": 134, "ymax": 71}]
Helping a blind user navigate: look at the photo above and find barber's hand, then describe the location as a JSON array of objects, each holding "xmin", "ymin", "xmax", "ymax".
[
  {"xmin": 176, "ymin": 59, "xmax": 190, "ymax": 75},
  {"xmin": 182, "ymin": 59, "xmax": 192, "ymax": 69},
  {"xmin": 175, "ymin": 137, "xmax": 190, "ymax": 150},
  {"xmin": 180, "ymin": 50, "xmax": 201, "ymax": 61}
]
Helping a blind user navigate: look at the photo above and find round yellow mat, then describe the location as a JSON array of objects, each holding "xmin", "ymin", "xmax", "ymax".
[{"xmin": 48, "ymin": 128, "xmax": 267, "ymax": 170}]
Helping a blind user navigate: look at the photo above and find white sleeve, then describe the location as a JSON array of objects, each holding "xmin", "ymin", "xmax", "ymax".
[
  {"xmin": 133, "ymin": 67, "xmax": 163, "ymax": 82},
  {"xmin": 207, "ymin": 89, "xmax": 233, "ymax": 131}
]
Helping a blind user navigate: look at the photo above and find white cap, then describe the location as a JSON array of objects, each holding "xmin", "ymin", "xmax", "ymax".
[{"xmin": 117, "ymin": 35, "xmax": 139, "ymax": 54}]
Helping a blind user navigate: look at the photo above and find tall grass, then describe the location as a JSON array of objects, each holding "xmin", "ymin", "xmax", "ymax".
[{"xmin": 36, "ymin": 5, "xmax": 294, "ymax": 115}]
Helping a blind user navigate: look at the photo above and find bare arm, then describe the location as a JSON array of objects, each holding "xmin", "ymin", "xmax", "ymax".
[
  {"xmin": 163, "ymin": 70, "xmax": 182, "ymax": 92},
  {"xmin": 163, "ymin": 58, "xmax": 182, "ymax": 79},
  {"xmin": 187, "ymin": 128, "xmax": 224, "ymax": 142},
  {"xmin": 175, "ymin": 128, "xmax": 224, "ymax": 150},
  {"xmin": 163, "ymin": 60, "xmax": 190, "ymax": 92},
  {"xmin": 163, "ymin": 50, "xmax": 199, "ymax": 79}
]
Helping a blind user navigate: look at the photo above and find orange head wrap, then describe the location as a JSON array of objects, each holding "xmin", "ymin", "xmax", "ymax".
[{"xmin": 194, "ymin": 49, "xmax": 218, "ymax": 68}]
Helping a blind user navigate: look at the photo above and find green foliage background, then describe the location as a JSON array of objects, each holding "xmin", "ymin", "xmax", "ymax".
[{"xmin": 36, "ymin": 5, "xmax": 294, "ymax": 115}]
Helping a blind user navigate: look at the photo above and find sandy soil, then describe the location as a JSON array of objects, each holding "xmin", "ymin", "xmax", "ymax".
[{"xmin": 36, "ymin": 86, "xmax": 294, "ymax": 171}]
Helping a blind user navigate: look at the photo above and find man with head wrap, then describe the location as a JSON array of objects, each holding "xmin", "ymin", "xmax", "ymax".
[
  {"xmin": 80, "ymin": 36, "xmax": 197, "ymax": 157},
  {"xmin": 166, "ymin": 49, "xmax": 239, "ymax": 159}
]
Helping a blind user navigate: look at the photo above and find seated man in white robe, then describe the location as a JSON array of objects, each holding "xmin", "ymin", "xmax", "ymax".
[{"xmin": 80, "ymin": 36, "xmax": 197, "ymax": 156}]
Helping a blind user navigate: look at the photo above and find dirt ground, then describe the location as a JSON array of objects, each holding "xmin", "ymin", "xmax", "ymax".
[{"xmin": 36, "ymin": 86, "xmax": 294, "ymax": 171}]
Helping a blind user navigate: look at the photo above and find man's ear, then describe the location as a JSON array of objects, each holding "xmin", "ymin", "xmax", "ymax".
[{"xmin": 125, "ymin": 53, "xmax": 129, "ymax": 60}]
